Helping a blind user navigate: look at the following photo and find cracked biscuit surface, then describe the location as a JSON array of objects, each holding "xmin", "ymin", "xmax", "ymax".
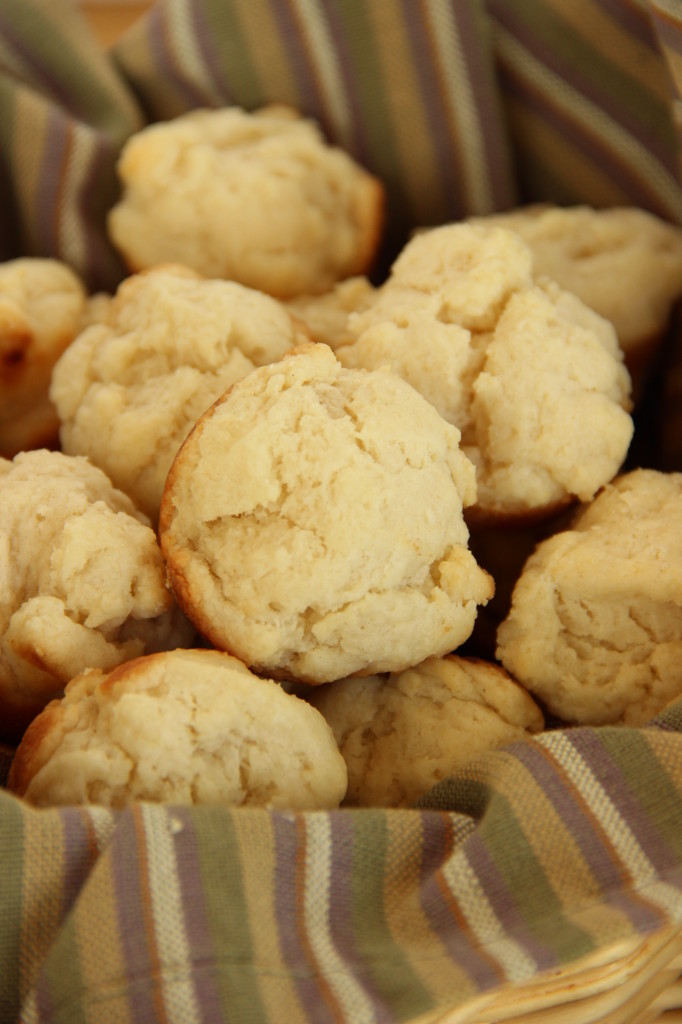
[
  {"xmin": 0, "ymin": 449, "xmax": 194, "ymax": 742},
  {"xmin": 0, "ymin": 258, "xmax": 87, "ymax": 458},
  {"xmin": 50, "ymin": 263, "xmax": 309, "ymax": 522},
  {"xmin": 336, "ymin": 223, "xmax": 633, "ymax": 522},
  {"xmin": 107, "ymin": 105, "xmax": 384, "ymax": 298},
  {"xmin": 307, "ymin": 654, "xmax": 544, "ymax": 807},
  {"xmin": 496, "ymin": 469, "xmax": 682, "ymax": 726},
  {"xmin": 467, "ymin": 204, "xmax": 682, "ymax": 382},
  {"xmin": 159, "ymin": 342, "xmax": 493, "ymax": 684},
  {"xmin": 7, "ymin": 648, "xmax": 348, "ymax": 809}
]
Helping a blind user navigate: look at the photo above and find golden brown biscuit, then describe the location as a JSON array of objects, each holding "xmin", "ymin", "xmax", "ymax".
[
  {"xmin": 308, "ymin": 654, "xmax": 544, "ymax": 807},
  {"xmin": 496, "ymin": 469, "xmax": 682, "ymax": 726},
  {"xmin": 159, "ymin": 342, "xmax": 493, "ymax": 684},
  {"xmin": 50, "ymin": 263, "xmax": 310, "ymax": 522},
  {"xmin": 0, "ymin": 449, "xmax": 194, "ymax": 742},
  {"xmin": 7, "ymin": 648, "xmax": 347, "ymax": 809},
  {"xmin": 0, "ymin": 258, "xmax": 87, "ymax": 458},
  {"xmin": 108, "ymin": 105, "xmax": 384, "ymax": 298}
]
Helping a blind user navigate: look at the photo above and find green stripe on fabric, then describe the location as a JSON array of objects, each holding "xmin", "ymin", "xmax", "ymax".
[
  {"xmin": 474, "ymin": 789, "xmax": 598, "ymax": 962},
  {"xmin": 191, "ymin": 807, "xmax": 269, "ymax": 1024},
  {"xmin": 350, "ymin": 811, "xmax": 433, "ymax": 1021},
  {"xmin": 196, "ymin": 1, "xmax": 269, "ymax": 107},
  {"xmin": 514, "ymin": 1, "xmax": 677, "ymax": 152},
  {"xmin": 599, "ymin": 729, "xmax": 682, "ymax": 861},
  {"xmin": 37, "ymin": 916, "xmax": 89, "ymax": 1024},
  {"xmin": 0, "ymin": 793, "xmax": 24, "ymax": 1024},
  {"xmin": 329, "ymin": 2, "xmax": 402, "ymax": 191}
]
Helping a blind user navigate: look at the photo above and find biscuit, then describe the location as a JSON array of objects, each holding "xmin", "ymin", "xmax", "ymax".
[
  {"xmin": 7, "ymin": 648, "xmax": 348, "ymax": 809},
  {"xmin": 0, "ymin": 449, "xmax": 194, "ymax": 742},
  {"xmin": 0, "ymin": 258, "xmax": 87, "ymax": 458},
  {"xmin": 307, "ymin": 654, "xmax": 544, "ymax": 806},
  {"xmin": 50, "ymin": 263, "xmax": 310, "ymax": 522},
  {"xmin": 337, "ymin": 224, "xmax": 633, "ymax": 522},
  {"xmin": 496, "ymin": 469, "xmax": 682, "ymax": 726},
  {"xmin": 159, "ymin": 342, "xmax": 493, "ymax": 684},
  {"xmin": 467, "ymin": 204, "xmax": 682, "ymax": 391},
  {"xmin": 107, "ymin": 105, "xmax": 385, "ymax": 298},
  {"xmin": 285, "ymin": 276, "xmax": 378, "ymax": 350}
]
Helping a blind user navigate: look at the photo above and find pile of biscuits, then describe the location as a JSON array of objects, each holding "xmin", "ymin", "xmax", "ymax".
[{"xmin": 3, "ymin": 104, "xmax": 682, "ymax": 811}]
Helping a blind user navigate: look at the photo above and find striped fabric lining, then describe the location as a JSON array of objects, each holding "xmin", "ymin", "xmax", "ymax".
[{"xmin": 3, "ymin": 706, "xmax": 681, "ymax": 1024}]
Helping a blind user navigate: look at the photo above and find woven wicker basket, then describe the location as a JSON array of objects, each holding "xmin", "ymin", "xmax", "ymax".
[{"xmin": 431, "ymin": 926, "xmax": 682, "ymax": 1024}]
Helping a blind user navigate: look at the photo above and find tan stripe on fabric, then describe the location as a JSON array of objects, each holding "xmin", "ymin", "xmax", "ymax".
[
  {"xmin": 231, "ymin": 0, "xmax": 302, "ymax": 108},
  {"xmin": 141, "ymin": 805, "xmax": 202, "ymax": 1024},
  {"xmin": 11, "ymin": 90, "xmax": 48, "ymax": 253},
  {"xmin": 496, "ymin": 24, "xmax": 682, "ymax": 221},
  {"xmin": 73, "ymin": 845, "xmax": 132, "ymax": 1024},
  {"xmin": 364, "ymin": 2, "xmax": 443, "ymax": 227},
  {"xmin": 382, "ymin": 814, "xmax": 479, "ymax": 1006},
  {"xmin": 423, "ymin": 0, "xmax": 493, "ymax": 212},
  {"xmin": 132, "ymin": 805, "xmax": 170, "ymax": 1024},
  {"xmin": 232, "ymin": 811, "xmax": 304, "ymax": 1023},
  {"xmin": 555, "ymin": 0, "xmax": 674, "ymax": 103},
  {"xmin": 56, "ymin": 122, "xmax": 94, "ymax": 272}
]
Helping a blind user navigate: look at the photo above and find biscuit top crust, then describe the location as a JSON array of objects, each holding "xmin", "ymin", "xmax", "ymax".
[
  {"xmin": 160, "ymin": 342, "xmax": 493, "ymax": 683},
  {"xmin": 107, "ymin": 105, "xmax": 385, "ymax": 298},
  {"xmin": 337, "ymin": 223, "xmax": 633, "ymax": 520},
  {"xmin": 8, "ymin": 648, "xmax": 348, "ymax": 810},
  {"xmin": 50, "ymin": 263, "xmax": 310, "ymax": 521},
  {"xmin": 0, "ymin": 258, "xmax": 87, "ymax": 457},
  {"xmin": 309, "ymin": 654, "xmax": 543, "ymax": 807},
  {"xmin": 468, "ymin": 204, "xmax": 682, "ymax": 351},
  {"xmin": 496, "ymin": 469, "xmax": 682, "ymax": 726}
]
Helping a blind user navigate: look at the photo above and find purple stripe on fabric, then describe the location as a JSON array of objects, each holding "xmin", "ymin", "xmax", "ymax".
[
  {"xmin": 146, "ymin": 6, "xmax": 215, "ymax": 109},
  {"xmin": 169, "ymin": 807, "xmax": 224, "ymax": 1023},
  {"xmin": 269, "ymin": 1, "xmax": 322, "ymax": 117},
  {"xmin": 462, "ymin": 831, "xmax": 560, "ymax": 971},
  {"xmin": 187, "ymin": 0, "xmax": 236, "ymax": 105},
  {"xmin": 317, "ymin": 1, "xmax": 376, "ymax": 167},
  {"xmin": 399, "ymin": 0, "xmax": 461, "ymax": 219},
  {"xmin": 74, "ymin": 132, "xmax": 125, "ymax": 291},
  {"xmin": 511, "ymin": 741, "xmax": 670, "ymax": 934},
  {"xmin": 272, "ymin": 812, "xmax": 338, "ymax": 1024},
  {"xmin": 498, "ymin": 62, "xmax": 676, "ymax": 216},
  {"xmin": 34, "ymin": 110, "xmax": 69, "ymax": 257},
  {"xmin": 418, "ymin": 812, "xmax": 507, "ymax": 989},
  {"xmin": 111, "ymin": 807, "xmax": 165, "ymax": 1023},
  {"xmin": 491, "ymin": 2, "xmax": 675, "ymax": 166},
  {"xmin": 447, "ymin": 0, "xmax": 518, "ymax": 210},
  {"xmin": 598, "ymin": 0, "xmax": 661, "ymax": 40},
  {"xmin": 563, "ymin": 730, "xmax": 681, "ymax": 875},
  {"xmin": 325, "ymin": 811, "xmax": 390, "ymax": 1018}
]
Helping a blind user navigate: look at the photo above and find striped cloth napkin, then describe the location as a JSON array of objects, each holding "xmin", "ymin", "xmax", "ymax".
[{"xmin": 1, "ymin": 2, "xmax": 682, "ymax": 1022}]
